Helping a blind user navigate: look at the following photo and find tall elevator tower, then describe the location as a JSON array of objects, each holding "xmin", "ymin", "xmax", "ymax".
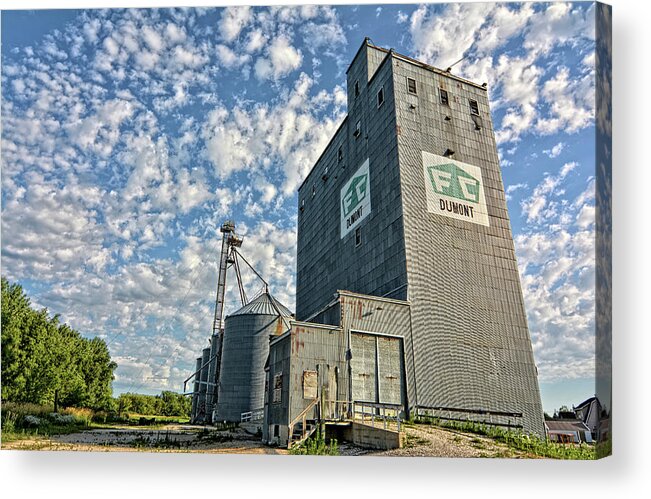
[{"xmin": 295, "ymin": 39, "xmax": 545, "ymax": 436}]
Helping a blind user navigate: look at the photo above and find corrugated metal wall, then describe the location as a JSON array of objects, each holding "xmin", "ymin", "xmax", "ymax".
[
  {"xmin": 216, "ymin": 313, "xmax": 285, "ymax": 421},
  {"xmin": 288, "ymin": 323, "xmax": 347, "ymax": 423},
  {"xmin": 390, "ymin": 51, "xmax": 545, "ymax": 436},
  {"xmin": 264, "ymin": 334, "xmax": 291, "ymax": 443},
  {"xmin": 295, "ymin": 42, "xmax": 408, "ymax": 321},
  {"xmin": 196, "ymin": 347, "xmax": 210, "ymax": 422},
  {"xmin": 190, "ymin": 356, "xmax": 201, "ymax": 422}
]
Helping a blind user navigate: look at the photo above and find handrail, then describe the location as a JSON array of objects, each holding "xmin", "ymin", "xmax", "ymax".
[
  {"xmin": 415, "ymin": 404, "xmax": 522, "ymax": 418},
  {"xmin": 241, "ymin": 408, "xmax": 264, "ymax": 423},
  {"xmin": 353, "ymin": 401, "xmax": 403, "ymax": 432},
  {"xmin": 287, "ymin": 397, "xmax": 320, "ymax": 448},
  {"xmin": 414, "ymin": 405, "xmax": 523, "ymax": 429}
]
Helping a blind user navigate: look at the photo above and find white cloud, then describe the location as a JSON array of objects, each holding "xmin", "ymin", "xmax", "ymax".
[
  {"xmin": 524, "ymin": 2, "xmax": 595, "ymax": 56},
  {"xmin": 536, "ymin": 67, "xmax": 594, "ymax": 136},
  {"xmin": 202, "ymin": 73, "xmax": 345, "ymax": 194},
  {"xmin": 515, "ymin": 177, "xmax": 596, "ymax": 381},
  {"xmin": 1, "ymin": 172, "xmax": 111, "ymax": 283},
  {"xmin": 215, "ymin": 44, "xmax": 250, "ymax": 69},
  {"xmin": 245, "ymin": 29, "xmax": 267, "ymax": 53},
  {"xmin": 254, "ymin": 35, "xmax": 303, "ymax": 81},
  {"xmin": 521, "ymin": 161, "xmax": 577, "ymax": 224},
  {"xmin": 164, "ymin": 22, "xmax": 187, "ymax": 44},
  {"xmin": 410, "ymin": 2, "xmax": 495, "ymax": 67},
  {"xmin": 142, "ymin": 25, "xmax": 165, "ymax": 53},
  {"xmin": 505, "ymin": 182, "xmax": 527, "ymax": 201},
  {"xmin": 407, "ymin": 3, "xmax": 595, "ymax": 145},
  {"xmin": 474, "ymin": 3, "xmax": 533, "ymax": 54},
  {"xmin": 218, "ymin": 6, "xmax": 252, "ymax": 42},
  {"xmin": 300, "ymin": 21, "xmax": 346, "ymax": 54},
  {"xmin": 544, "ymin": 142, "xmax": 565, "ymax": 158}
]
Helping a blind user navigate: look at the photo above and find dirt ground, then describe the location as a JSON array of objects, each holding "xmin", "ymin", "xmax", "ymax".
[
  {"xmin": 2, "ymin": 424, "xmax": 287, "ymax": 454},
  {"xmin": 2, "ymin": 422, "xmax": 536, "ymax": 458}
]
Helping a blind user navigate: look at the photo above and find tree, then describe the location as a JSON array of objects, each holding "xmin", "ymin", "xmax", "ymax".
[{"xmin": 1, "ymin": 277, "xmax": 117, "ymax": 410}]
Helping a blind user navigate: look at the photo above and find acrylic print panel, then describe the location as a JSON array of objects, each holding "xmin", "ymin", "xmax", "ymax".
[{"xmin": 0, "ymin": 1, "xmax": 611, "ymax": 460}]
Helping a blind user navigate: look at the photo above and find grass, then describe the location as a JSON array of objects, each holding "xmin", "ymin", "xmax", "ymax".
[
  {"xmin": 131, "ymin": 431, "xmax": 190, "ymax": 450},
  {"xmin": 289, "ymin": 428, "xmax": 339, "ymax": 456},
  {"xmin": 1, "ymin": 402, "xmax": 94, "ymax": 443},
  {"xmin": 404, "ymin": 434, "xmax": 430, "ymax": 448},
  {"xmin": 1, "ymin": 402, "xmax": 192, "ymax": 445},
  {"xmin": 416, "ymin": 416, "xmax": 596, "ymax": 460}
]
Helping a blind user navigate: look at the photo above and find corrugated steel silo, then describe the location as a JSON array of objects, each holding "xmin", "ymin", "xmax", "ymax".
[
  {"xmin": 215, "ymin": 292, "xmax": 292, "ymax": 422},
  {"xmin": 190, "ymin": 356, "xmax": 202, "ymax": 422},
  {"xmin": 196, "ymin": 347, "xmax": 210, "ymax": 422}
]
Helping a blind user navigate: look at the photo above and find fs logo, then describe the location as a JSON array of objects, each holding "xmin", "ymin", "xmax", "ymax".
[
  {"xmin": 426, "ymin": 163, "xmax": 480, "ymax": 203},
  {"xmin": 342, "ymin": 173, "xmax": 368, "ymax": 217},
  {"xmin": 340, "ymin": 158, "xmax": 371, "ymax": 238}
]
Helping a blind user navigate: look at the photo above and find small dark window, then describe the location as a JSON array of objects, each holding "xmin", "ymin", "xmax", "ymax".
[
  {"xmin": 469, "ymin": 99, "xmax": 480, "ymax": 116},
  {"xmin": 377, "ymin": 87, "xmax": 384, "ymax": 107},
  {"xmin": 354, "ymin": 80, "xmax": 360, "ymax": 97},
  {"xmin": 354, "ymin": 120, "xmax": 361, "ymax": 138},
  {"xmin": 273, "ymin": 373, "xmax": 283, "ymax": 404},
  {"xmin": 273, "ymin": 425, "xmax": 279, "ymax": 438},
  {"xmin": 471, "ymin": 114, "xmax": 482, "ymax": 131},
  {"xmin": 407, "ymin": 77, "xmax": 417, "ymax": 94},
  {"xmin": 440, "ymin": 89, "xmax": 449, "ymax": 106},
  {"xmin": 355, "ymin": 227, "xmax": 362, "ymax": 246},
  {"xmin": 338, "ymin": 146, "xmax": 343, "ymax": 162},
  {"xmin": 300, "ymin": 198, "xmax": 305, "ymax": 211}
]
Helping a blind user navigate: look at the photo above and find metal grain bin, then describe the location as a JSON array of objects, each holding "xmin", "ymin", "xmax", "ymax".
[
  {"xmin": 215, "ymin": 292, "xmax": 292, "ymax": 422},
  {"xmin": 190, "ymin": 356, "xmax": 202, "ymax": 422},
  {"xmin": 195, "ymin": 347, "xmax": 210, "ymax": 422}
]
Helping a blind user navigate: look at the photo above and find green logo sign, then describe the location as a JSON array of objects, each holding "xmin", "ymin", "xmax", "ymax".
[
  {"xmin": 342, "ymin": 173, "xmax": 368, "ymax": 217},
  {"xmin": 426, "ymin": 164, "xmax": 480, "ymax": 203}
]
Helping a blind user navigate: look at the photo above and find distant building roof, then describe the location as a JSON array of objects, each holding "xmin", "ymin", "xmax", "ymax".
[
  {"xmin": 545, "ymin": 420, "xmax": 590, "ymax": 432},
  {"xmin": 228, "ymin": 292, "xmax": 293, "ymax": 317},
  {"xmin": 575, "ymin": 396, "xmax": 600, "ymax": 410}
]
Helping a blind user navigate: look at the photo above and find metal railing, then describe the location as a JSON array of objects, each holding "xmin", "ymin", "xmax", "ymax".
[
  {"xmin": 353, "ymin": 401, "xmax": 403, "ymax": 432},
  {"xmin": 414, "ymin": 405, "xmax": 523, "ymax": 429},
  {"xmin": 240, "ymin": 408, "xmax": 264, "ymax": 423}
]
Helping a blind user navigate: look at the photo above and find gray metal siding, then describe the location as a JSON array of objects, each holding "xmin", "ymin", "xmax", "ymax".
[
  {"xmin": 266, "ymin": 335, "xmax": 291, "ymax": 430},
  {"xmin": 190, "ymin": 357, "xmax": 201, "ymax": 421},
  {"xmin": 196, "ymin": 347, "xmax": 210, "ymax": 421},
  {"xmin": 296, "ymin": 44, "xmax": 407, "ymax": 321},
  {"xmin": 391, "ymin": 56, "xmax": 545, "ymax": 436},
  {"xmin": 216, "ymin": 313, "xmax": 285, "ymax": 421},
  {"xmin": 288, "ymin": 324, "xmax": 347, "ymax": 424}
]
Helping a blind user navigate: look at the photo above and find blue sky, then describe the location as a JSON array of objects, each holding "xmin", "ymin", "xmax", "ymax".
[{"xmin": 0, "ymin": 2, "xmax": 605, "ymax": 414}]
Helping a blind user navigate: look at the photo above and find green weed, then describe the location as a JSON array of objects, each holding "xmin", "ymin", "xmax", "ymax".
[
  {"xmin": 417, "ymin": 417, "xmax": 595, "ymax": 460},
  {"xmin": 289, "ymin": 428, "xmax": 339, "ymax": 456}
]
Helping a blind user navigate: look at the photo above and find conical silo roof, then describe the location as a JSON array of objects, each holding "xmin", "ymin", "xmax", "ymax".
[{"xmin": 228, "ymin": 292, "xmax": 293, "ymax": 317}]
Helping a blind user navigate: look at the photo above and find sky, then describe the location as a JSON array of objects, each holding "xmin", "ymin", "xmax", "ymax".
[{"xmin": 0, "ymin": 2, "xmax": 606, "ymax": 414}]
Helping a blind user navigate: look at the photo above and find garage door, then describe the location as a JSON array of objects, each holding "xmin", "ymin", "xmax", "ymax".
[
  {"xmin": 351, "ymin": 333, "xmax": 376, "ymax": 402},
  {"xmin": 351, "ymin": 332, "xmax": 404, "ymax": 405}
]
